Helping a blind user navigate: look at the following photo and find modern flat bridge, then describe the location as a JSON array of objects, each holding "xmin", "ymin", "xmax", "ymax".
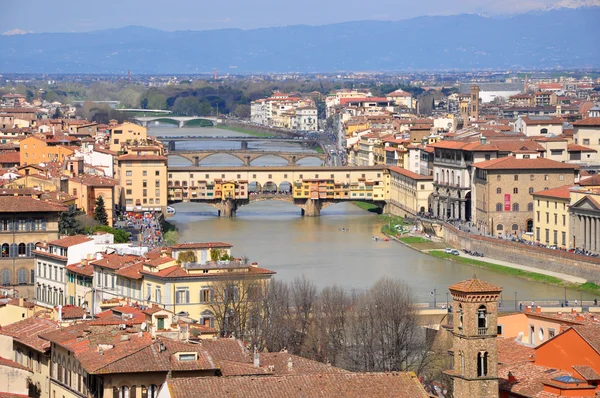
[
  {"xmin": 168, "ymin": 150, "xmax": 326, "ymax": 166},
  {"xmin": 132, "ymin": 116, "xmax": 221, "ymax": 128},
  {"xmin": 167, "ymin": 165, "xmax": 389, "ymax": 217}
]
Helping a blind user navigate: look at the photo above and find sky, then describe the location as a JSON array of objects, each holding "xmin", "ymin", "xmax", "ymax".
[{"xmin": 0, "ymin": 0, "xmax": 580, "ymax": 34}]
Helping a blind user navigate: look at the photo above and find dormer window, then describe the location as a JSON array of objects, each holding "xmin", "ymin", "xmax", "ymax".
[{"xmin": 178, "ymin": 353, "xmax": 197, "ymax": 361}]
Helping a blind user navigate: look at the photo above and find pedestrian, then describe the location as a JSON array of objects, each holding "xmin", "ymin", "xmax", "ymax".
[
  {"xmin": 519, "ymin": 303, "xmax": 522, "ymax": 311},
  {"xmin": 595, "ymin": 298, "xmax": 598, "ymax": 306},
  {"xmin": 575, "ymin": 299, "xmax": 578, "ymax": 306},
  {"xmin": 531, "ymin": 300, "xmax": 535, "ymax": 308}
]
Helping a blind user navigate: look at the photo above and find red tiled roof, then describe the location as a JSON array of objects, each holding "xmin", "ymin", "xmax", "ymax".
[
  {"xmin": 0, "ymin": 356, "xmax": 31, "ymax": 372},
  {"xmin": 573, "ymin": 118, "xmax": 600, "ymax": 127},
  {"xmin": 573, "ymin": 365, "xmax": 600, "ymax": 381},
  {"xmin": 115, "ymin": 263, "xmax": 144, "ymax": 280},
  {"xmin": 166, "ymin": 372, "xmax": 429, "ymax": 398},
  {"xmin": 449, "ymin": 278, "xmax": 502, "ymax": 293},
  {"xmin": 0, "ymin": 152, "xmax": 20, "ymax": 164},
  {"xmin": 0, "ymin": 393, "xmax": 29, "ymax": 398},
  {"xmin": 520, "ymin": 117, "xmax": 563, "ymax": 125},
  {"xmin": 60, "ymin": 305, "xmax": 87, "ymax": 319},
  {"xmin": 578, "ymin": 174, "xmax": 600, "ymax": 187},
  {"xmin": 0, "ymin": 317, "xmax": 58, "ymax": 352},
  {"xmin": 65, "ymin": 262, "xmax": 94, "ymax": 277},
  {"xmin": 499, "ymin": 361, "xmax": 577, "ymax": 398},
  {"xmin": 90, "ymin": 253, "xmax": 142, "ymax": 270},
  {"xmin": 568, "ymin": 144, "xmax": 597, "ymax": 152},
  {"xmin": 388, "ymin": 166, "xmax": 433, "ymax": 181},
  {"xmin": 531, "ymin": 185, "xmax": 573, "ymax": 200},
  {"xmin": 497, "ymin": 338, "xmax": 535, "ymax": 365},
  {"xmin": 473, "ymin": 156, "xmax": 577, "ymax": 170},
  {"xmin": 141, "ymin": 265, "xmax": 275, "ymax": 279},
  {"xmin": 0, "ymin": 196, "xmax": 67, "ymax": 213},
  {"xmin": 48, "ymin": 235, "xmax": 93, "ymax": 248},
  {"xmin": 69, "ymin": 175, "xmax": 118, "ymax": 187}
]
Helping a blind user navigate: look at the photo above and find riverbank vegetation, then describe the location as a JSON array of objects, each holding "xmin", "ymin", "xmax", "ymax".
[
  {"xmin": 428, "ymin": 250, "xmax": 600, "ymax": 296},
  {"xmin": 399, "ymin": 236, "xmax": 430, "ymax": 244},
  {"xmin": 352, "ymin": 201, "xmax": 380, "ymax": 213}
]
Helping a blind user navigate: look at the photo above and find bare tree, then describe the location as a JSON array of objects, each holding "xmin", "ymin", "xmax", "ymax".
[
  {"xmin": 262, "ymin": 280, "xmax": 294, "ymax": 352},
  {"xmin": 289, "ymin": 276, "xmax": 317, "ymax": 353}
]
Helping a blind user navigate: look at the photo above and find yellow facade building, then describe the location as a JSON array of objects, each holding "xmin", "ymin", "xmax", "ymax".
[
  {"xmin": 388, "ymin": 166, "xmax": 434, "ymax": 216},
  {"xmin": 19, "ymin": 136, "xmax": 74, "ymax": 166},
  {"xmin": 531, "ymin": 185, "xmax": 572, "ymax": 248},
  {"xmin": 117, "ymin": 154, "xmax": 168, "ymax": 212},
  {"xmin": 108, "ymin": 122, "xmax": 148, "ymax": 152}
]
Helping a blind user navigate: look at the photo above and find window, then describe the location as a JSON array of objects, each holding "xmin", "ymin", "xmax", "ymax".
[
  {"xmin": 548, "ymin": 328, "xmax": 556, "ymax": 339},
  {"xmin": 527, "ymin": 219, "xmax": 534, "ymax": 233},
  {"xmin": 497, "ymin": 224, "xmax": 504, "ymax": 231},
  {"xmin": 155, "ymin": 180, "xmax": 160, "ymax": 187},
  {"xmin": 540, "ymin": 128, "xmax": 548, "ymax": 134},
  {"xmin": 536, "ymin": 227, "xmax": 540, "ymax": 241},
  {"xmin": 126, "ymin": 180, "xmax": 132, "ymax": 186},
  {"xmin": 514, "ymin": 175, "xmax": 518, "ymax": 181},
  {"xmin": 545, "ymin": 228, "xmax": 550, "ymax": 243},
  {"xmin": 530, "ymin": 175, "xmax": 534, "ymax": 181},
  {"xmin": 118, "ymin": 386, "xmax": 129, "ymax": 398},
  {"xmin": 477, "ymin": 352, "xmax": 489, "ymax": 377},
  {"xmin": 126, "ymin": 170, "xmax": 132, "ymax": 176},
  {"xmin": 155, "ymin": 189, "xmax": 160, "ymax": 197},
  {"xmin": 528, "ymin": 202, "xmax": 533, "ymax": 211},
  {"xmin": 584, "ymin": 138, "xmax": 590, "ymax": 145},
  {"xmin": 497, "ymin": 175, "xmax": 501, "ymax": 181},
  {"xmin": 155, "ymin": 287, "xmax": 162, "ymax": 303},
  {"xmin": 200, "ymin": 289, "xmax": 213, "ymax": 303},
  {"xmin": 559, "ymin": 174, "xmax": 564, "ymax": 181},
  {"xmin": 561, "ymin": 232, "xmax": 566, "ymax": 246},
  {"xmin": 155, "ymin": 170, "xmax": 160, "ymax": 176},
  {"xmin": 546, "ymin": 212, "xmax": 549, "ymax": 223},
  {"xmin": 497, "ymin": 325, "xmax": 503, "ymax": 336},
  {"xmin": 512, "ymin": 203, "xmax": 519, "ymax": 212},
  {"xmin": 175, "ymin": 288, "xmax": 190, "ymax": 304},
  {"xmin": 513, "ymin": 188, "xmax": 518, "ymax": 194},
  {"xmin": 496, "ymin": 187, "xmax": 501, "ymax": 194},
  {"xmin": 126, "ymin": 189, "xmax": 132, "ymax": 195},
  {"xmin": 562, "ymin": 215, "xmax": 566, "ymax": 226},
  {"xmin": 554, "ymin": 214, "xmax": 558, "ymax": 224},
  {"xmin": 553, "ymin": 230, "xmax": 558, "ymax": 245},
  {"xmin": 178, "ymin": 353, "xmax": 197, "ymax": 361},
  {"xmin": 148, "ymin": 385, "xmax": 158, "ymax": 398},
  {"xmin": 496, "ymin": 203, "xmax": 502, "ymax": 212},
  {"xmin": 485, "ymin": 154, "xmax": 491, "ymax": 161},
  {"xmin": 544, "ymin": 175, "xmax": 549, "ymax": 181},
  {"xmin": 529, "ymin": 187, "xmax": 534, "ymax": 194}
]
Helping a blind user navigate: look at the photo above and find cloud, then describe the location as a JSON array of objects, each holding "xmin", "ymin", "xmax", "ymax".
[{"xmin": 2, "ymin": 28, "xmax": 33, "ymax": 36}]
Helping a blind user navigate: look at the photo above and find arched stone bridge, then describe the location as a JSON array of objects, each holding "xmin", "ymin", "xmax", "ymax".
[
  {"xmin": 168, "ymin": 150, "xmax": 326, "ymax": 166},
  {"xmin": 132, "ymin": 116, "xmax": 220, "ymax": 128}
]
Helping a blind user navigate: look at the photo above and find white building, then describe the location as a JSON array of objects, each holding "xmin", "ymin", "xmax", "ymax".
[
  {"xmin": 81, "ymin": 144, "xmax": 116, "ymax": 177},
  {"xmin": 34, "ymin": 235, "xmax": 95, "ymax": 308},
  {"xmin": 294, "ymin": 107, "xmax": 318, "ymax": 131},
  {"xmin": 514, "ymin": 116, "xmax": 563, "ymax": 137}
]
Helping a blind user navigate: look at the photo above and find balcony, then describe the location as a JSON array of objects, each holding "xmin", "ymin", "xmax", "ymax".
[{"xmin": 478, "ymin": 327, "xmax": 488, "ymax": 335}]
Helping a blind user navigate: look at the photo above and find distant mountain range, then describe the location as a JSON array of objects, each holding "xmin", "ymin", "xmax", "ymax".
[{"xmin": 0, "ymin": 7, "xmax": 598, "ymax": 74}]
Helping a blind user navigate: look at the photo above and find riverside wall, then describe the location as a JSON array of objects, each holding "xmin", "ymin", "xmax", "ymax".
[{"xmin": 442, "ymin": 223, "xmax": 600, "ymax": 283}]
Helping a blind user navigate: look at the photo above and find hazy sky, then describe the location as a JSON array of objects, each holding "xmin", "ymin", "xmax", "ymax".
[{"xmin": 1, "ymin": 0, "xmax": 566, "ymax": 34}]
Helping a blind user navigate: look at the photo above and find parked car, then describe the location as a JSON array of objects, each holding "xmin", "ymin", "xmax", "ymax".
[
  {"xmin": 450, "ymin": 249, "xmax": 460, "ymax": 256},
  {"xmin": 444, "ymin": 248, "xmax": 454, "ymax": 254}
]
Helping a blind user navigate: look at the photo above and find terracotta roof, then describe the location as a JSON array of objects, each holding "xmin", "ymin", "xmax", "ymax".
[
  {"xmin": 0, "ymin": 196, "xmax": 67, "ymax": 213},
  {"xmin": 473, "ymin": 156, "xmax": 577, "ymax": 171},
  {"xmin": 141, "ymin": 265, "xmax": 275, "ymax": 279},
  {"xmin": 497, "ymin": 338, "xmax": 535, "ymax": 365},
  {"xmin": 0, "ymin": 317, "xmax": 58, "ymax": 352},
  {"xmin": 572, "ymin": 325, "xmax": 600, "ymax": 356},
  {"xmin": 531, "ymin": 185, "xmax": 573, "ymax": 200},
  {"xmin": 90, "ymin": 253, "xmax": 142, "ymax": 270},
  {"xmin": 69, "ymin": 175, "xmax": 118, "ymax": 187},
  {"xmin": 578, "ymin": 175, "xmax": 600, "ymax": 186},
  {"xmin": 65, "ymin": 262, "xmax": 94, "ymax": 276},
  {"xmin": 388, "ymin": 166, "xmax": 433, "ymax": 181},
  {"xmin": 0, "ymin": 152, "xmax": 20, "ymax": 164},
  {"xmin": 573, "ymin": 365, "xmax": 600, "ymax": 381},
  {"xmin": 499, "ymin": 361, "xmax": 580, "ymax": 398},
  {"xmin": 144, "ymin": 256, "xmax": 176, "ymax": 267},
  {"xmin": 568, "ymin": 143, "xmax": 597, "ymax": 152},
  {"xmin": 166, "ymin": 372, "xmax": 428, "ymax": 398},
  {"xmin": 115, "ymin": 263, "xmax": 144, "ymax": 280},
  {"xmin": 170, "ymin": 242, "xmax": 233, "ymax": 250},
  {"xmin": 449, "ymin": 277, "xmax": 502, "ymax": 293},
  {"xmin": 260, "ymin": 352, "xmax": 348, "ymax": 376},
  {"xmin": 60, "ymin": 305, "xmax": 87, "ymax": 319},
  {"xmin": 520, "ymin": 117, "xmax": 563, "ymax": 125},
  {"xmin": 94, "ymin": 339, "xmax": 218, "ymax": 374},
  {"xmin": 0, "ymin": 393, "xmax": 29, "ymax": 398},
  {"xmin": 573, "ymin": 118, "xmax": 600, "ymax": 127},
  {"xmin": 48, "ymin": 235, "xmax": 93, "ymax": 248},
  {"xmin": 0, "ymin": 356, "xmax": 31, "ymax": 372}
]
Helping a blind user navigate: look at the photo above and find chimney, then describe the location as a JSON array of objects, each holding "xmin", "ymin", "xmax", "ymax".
[
  {"xmin": 58, "ymin": 305, "xmax": 63, "ymax": 322},
  {"xmin": 19, "ymin": 298, "xmax": 24, "ymax": 307},
  {"xmin": 572, "ymin": 308, "xmax": 577, "ymax": 315},
  {"xmin": 535, "ymin": 306, "xmax": 542, "ymax": 313},
  {"xmin": 525, "ymin": 306, "xmax": 532, "ymax": 313},
  {"xmin": 576, "ymin": 315, "xmax": 585, "ymax": 322},
  {"xmin": 253, "ymin": 347, "xmax": 260, "ymax": 368},
  {"xmin": 287, "ymin": 357, "xmax": 293, "ymax": 371},
  {"xmin": 479, "ymin": 135, "xmax": 486, "ymax": 145},
  {"xmin": 251, "ymin": 262, "xmax": 258, "ymax": 268},
  {"xmin": 508, "ymin": 371, "xmax": 517, "ymax": 383}
]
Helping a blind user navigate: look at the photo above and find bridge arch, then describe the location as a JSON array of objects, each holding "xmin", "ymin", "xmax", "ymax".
[
  {"xmin": 196, "ymin": 153, "xmax": 244, "ymax": 167},
  {"xmin": 146, "ymin": 117, "xmax": 180, "ymax": 126},
  {"xmin": 180, "ymin": 118, "xmax": 215, "ymax": 127},
  {"xmin": 249, "ymin": 154, "xmax": 293, "ymax": 166},
  {"xmin": 296, "ymin": 155, "xmax": 326, "ymax": 166}
]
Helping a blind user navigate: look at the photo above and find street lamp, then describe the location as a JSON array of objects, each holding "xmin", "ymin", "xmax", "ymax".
[
  {"xmin": 514, "ymin": 292, "xmax": 517, "ymax": 311},
  {"xmin": 446, "ymin": 292, "xmax": 449, "ymax": 309},
  {"xmin": 431, "ymin": 288, "xmax": 437, "ymax": 308}
]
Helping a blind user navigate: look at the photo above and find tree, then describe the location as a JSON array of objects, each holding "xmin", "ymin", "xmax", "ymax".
[
  {"xmin": 91, "ymin": 225, "xmax": 130, "ymax": 243},
  {"xmin": 93, "ymin": 196, "xmax": 109, "ymax": 225},
  {"xmin": 164, "ymin": 230, "xmax": 179, "ymax": 245},
  {"xmin": 177, "ymin": 251, "xmax": 197, "ymax": 264},
  {"xmin": 58, "ymin": 205, "xmax": 82, "ymax": 236},
  {"xmin": 52, "ymin": 106, "xmax": 62, "ymax": 119},
  {"xmin": 234, "ymin": 104, "xmax": 251, "ymax": 119}
]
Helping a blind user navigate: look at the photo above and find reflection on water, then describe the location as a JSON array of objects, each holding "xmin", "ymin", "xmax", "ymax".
[{"xmin": 170, "ymin": 201, "xmax": 588, "ymax": 304}]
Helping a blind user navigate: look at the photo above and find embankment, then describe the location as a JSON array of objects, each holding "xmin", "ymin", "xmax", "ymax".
[{"xmin": 443, "ymin": 223, "xmax": 600, "ymax": 284}]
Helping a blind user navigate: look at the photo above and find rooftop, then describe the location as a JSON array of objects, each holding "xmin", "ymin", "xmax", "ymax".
[
  {"xmin": 0, "ymin": 196, "xmax": 67, "ymax": 213},
  {"xmin": 449, "ymin": 277, "xmax": 502, "ymax": 293},
  {"xmin": 473, "ymin": 156, "xmax": 577, "ymax": 171},
  {"xmin": 47, "ymin": 235, "xmax": 93, "ymax": 248},
  {"xmin": 531, "ymin": 185, "xmax": 573, "ymax": 200}
]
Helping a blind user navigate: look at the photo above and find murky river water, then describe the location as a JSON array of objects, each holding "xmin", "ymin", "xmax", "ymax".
[{"xmin": 154, "ymin": 123, "xmax": 591, "ymax": 305}]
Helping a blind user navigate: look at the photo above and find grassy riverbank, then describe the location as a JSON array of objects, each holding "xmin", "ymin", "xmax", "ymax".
[
  {"xmin": 399, "ymin": 236, "xmax": 430, "ymax": 244},
  {"xmin": 429, "ymin": 250, "xmax": 600, "ymax": 296},
  {"xmin": 380, "ymin": 214, "xmax": 409, "ymax": 235},
  {"xmin": 216, "ymin": 124, "xmax": 273, "ymax": 138},
  {"xmin": 353, "ymin": 201, "xmax": 380, "ymax": 212}
]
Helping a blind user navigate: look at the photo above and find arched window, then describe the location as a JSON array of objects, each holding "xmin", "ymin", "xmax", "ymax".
[
  {"xmin": 458, "ymin": 304, "xmax": 463, "ymax": 330},
  {"xmin": 30, "ymin": 269, "xmax": 35, "ymax": 284},
  {"xmin": 477, "ymin": 352, "xmax": 489, "ymax": 377},
  {"xmin": 497, "ymin": 224, "xmax": 504, "ymax": 231},
  {"xmin": 529, "ymin": 187, "xmax": 534, "ymax": 194},
  {"xmin": 459, "ymin": 351, "xmax": 465, "ymax": 376},
  {"xmin": 18, "ymin": 243, "xmax": 26, "ymax": 257},
  {"xmin": 478, "ymin": 305, "xmax": 487, "ymax": 330},
  {"xmin": 512, "ymin": 224, "xmax": 519, "ymax": 231},
  {"xmin": 496, "ymin": 203, "xmax": 503, "ymax": 212},
  {"xmin": 148, "ymin": 385, "xmax": 158, "ymax": 398},
  {"xmin": 540, "ymin": 128, "xmax": 548, "ymax": 134},
  {"xmin": 1, "ymin": 243, "xmax": 8, "ymax": 258},
  {"xmin": 527, "ymin": 202, "xmax": 534, "ymax": 211},
  {"xmin": 526, "ymin": 219, "xmax": 534, "ymax": 233},
  {"xmin": 1, "ymin": 269, "xmax": 10, "ymax": 285},
  {"xmin": 119, "ymin": 386, "xmax": 130, "ymax": 398},
  {"xmin": 512, "ymin": 203, "xmax": 519, "ymax": 212},
  {"xmin": 17, "ymin": 269, "xmax": 27, "ymax": 285}
]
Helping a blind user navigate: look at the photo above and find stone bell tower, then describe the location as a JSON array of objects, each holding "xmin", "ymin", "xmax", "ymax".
[
  {"xmin": 447, "ymin": 276, "xmax": 502, "ymax": 398},
  {"xmin": 470, "ymin": 85, "xmax": 480, "ymax": 121}
]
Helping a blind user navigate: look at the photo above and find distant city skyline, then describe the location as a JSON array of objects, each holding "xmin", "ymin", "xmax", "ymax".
[{"xmin": 2, "ymin": 0, "xmax": 595, "ymax": 35}]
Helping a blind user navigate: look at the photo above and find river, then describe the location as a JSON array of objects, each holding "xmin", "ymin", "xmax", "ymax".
[{"xmin": 153, "ymin": 123, "xmax": 592, "ymax": 306}]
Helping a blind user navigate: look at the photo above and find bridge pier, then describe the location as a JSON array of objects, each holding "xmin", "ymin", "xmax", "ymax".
[
  {"xmin": 178, "ymin": 120, "xmax": 185, "ymax": 128},
  {"xmin": 241, "ymin": 141, "xmax": 248, "ymax": 150},
  {"xmin": 217, "ymin": 198, "xmax": 238, "ymax": 218},
  {"xmin": 290, "ymin": 155, "xmax": 297, "ymax": 166},
  {"xmin": 301, "ymin": 199, "xmax": 322, "ymax": 217},
  {"xmin": 244, "ymin": 156, "xmax": 251, "ymax": 166},
  {"xmin": 193, "ymin": 156, "xmax": 200, "ymax": 167},
  {"xmin": 168, "ymin": 141, "xmax": 176, "ymax": 151}
]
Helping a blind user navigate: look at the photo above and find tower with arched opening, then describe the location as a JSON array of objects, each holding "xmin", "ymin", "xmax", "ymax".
[{"xmin": 447, "ymin": 276, "xmax": 502, "ymax": 398}]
